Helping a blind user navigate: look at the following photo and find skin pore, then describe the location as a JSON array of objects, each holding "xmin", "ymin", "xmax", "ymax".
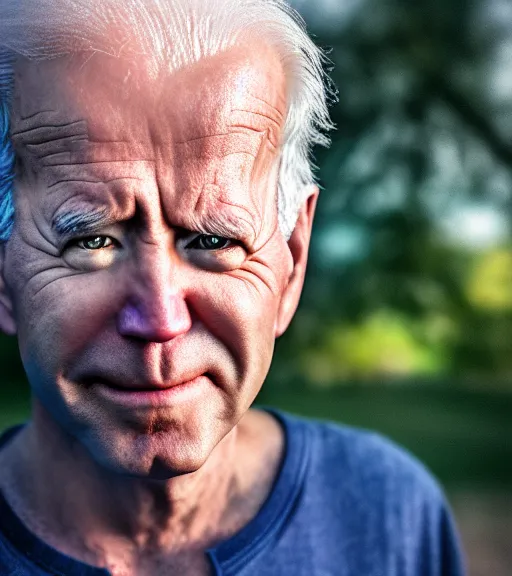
[{"xmin": 0, "ymin": 41, "xmax": 317, "ymax": 576}]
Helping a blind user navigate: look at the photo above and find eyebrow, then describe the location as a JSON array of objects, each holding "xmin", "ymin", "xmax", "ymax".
[
  {"xmin": 52, "ymin": 208, "xmax": 111, "ymax": 236},
  {"xmin": 51, "ymin": 203, "xmax": 258, "ymax": 244},
  {"xmin": 199, "ymin": 208, "xmax": 257, "ymax": 246}
]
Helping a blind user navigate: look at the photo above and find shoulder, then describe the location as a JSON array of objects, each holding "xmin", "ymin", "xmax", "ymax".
[
  {"xmin": 273, "ymin": 411, "xmax": 465, "ymax": 574},
  {"xmin": 283, "ymin": 411, "xmax": 445, "ymax": 505}
]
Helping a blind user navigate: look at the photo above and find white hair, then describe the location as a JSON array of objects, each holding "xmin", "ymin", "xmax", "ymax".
[{"xmin": 0, "ymin": 0, "xmax": 334, "ymax": 239}]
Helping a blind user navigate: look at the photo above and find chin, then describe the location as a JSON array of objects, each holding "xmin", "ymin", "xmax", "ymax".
[
  {"xmin": 34, "ymin": 380, "xmax": 239, "ymax": 480},
  {"xmin": 81, "ymin": 415, "xmax": 224, "ymax": 480}
]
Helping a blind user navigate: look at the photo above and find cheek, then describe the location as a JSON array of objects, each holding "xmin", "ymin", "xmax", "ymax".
[
  {"xmin": 16, "ymin": 271, "xmax": 120, "ymax": 376},
  {"xmin": 189, "ymin": 272, "xmax": 279, "ymax": 370},
  {"xmin": 194, "ymin": 239, "xmax": 292, "ymax": 360}
]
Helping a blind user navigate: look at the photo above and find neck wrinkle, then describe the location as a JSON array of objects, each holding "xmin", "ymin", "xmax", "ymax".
[{"xmin": 0, "ymin": 400, "xmax": 241, "ymax": 569}]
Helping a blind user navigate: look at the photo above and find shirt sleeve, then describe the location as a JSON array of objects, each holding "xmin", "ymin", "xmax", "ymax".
[
  {"xmin": 404, "ymin": 481, "xmax": 467, "ymax": 576},
  {"xmin": 434, "ymin": 502, "xmax": 466, "ymax": 576}
]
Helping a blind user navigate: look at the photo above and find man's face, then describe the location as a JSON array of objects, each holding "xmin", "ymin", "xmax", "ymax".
[{"xmin": 1, "ymin": 44, "xmax": 313, "ymax": 478}]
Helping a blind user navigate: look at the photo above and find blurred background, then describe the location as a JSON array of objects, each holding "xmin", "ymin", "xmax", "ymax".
[{"xmin": 0, "ymin": 0, "xmax": 511, "ymax": 574}]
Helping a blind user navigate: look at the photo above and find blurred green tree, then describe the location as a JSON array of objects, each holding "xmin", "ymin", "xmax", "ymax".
[{"xmin": 271, "ymin": 0, "xmax": 512, "ymax": 387}]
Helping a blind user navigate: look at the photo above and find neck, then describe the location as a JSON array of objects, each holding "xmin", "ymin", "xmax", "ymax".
[{"xmin": 0, "ymin": 403, "xmax": 284, "ymax": 575}]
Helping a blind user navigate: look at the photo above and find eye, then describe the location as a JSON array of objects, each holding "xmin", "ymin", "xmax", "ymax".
[
  {"xmin": 185, "ymin": 234, "xmax": 232, "ymax": 250},
  {"xmin": 62, "ymin": 231, "xmax": 123, "ymax": 271},
  {"xmin": 76, "ymin": 236, "xmax": 115, "ymax": 250}
]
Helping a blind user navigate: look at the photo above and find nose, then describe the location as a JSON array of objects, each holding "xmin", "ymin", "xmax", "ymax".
[{"xmin": 117, "ymin": 249, "xmax": 192, "ymax": 343}]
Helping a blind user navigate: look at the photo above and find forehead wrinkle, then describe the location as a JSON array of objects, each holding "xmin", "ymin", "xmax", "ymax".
[
  {"xmin": 229, "ymin": 90, "xmax": 285, "ymax": 148},
  {"xmin": 229, "ymin": 120, "xmax": 279, "ymax": 151},
  {"xmin": 43, "ymin": 159, "xmax": 154, "ymax": 168},
  {"xmin": 47, "ymin": 176, "xmax": 142, "ymax": 190},
  {"xmin": 245, "ymin": 92, "xmax": 286, "ymax": 118},
  {"xmin": 27, "ymin": 138, "xmax": 138, "ymax": 166},
  {"xmin": 19, "ymin": 110, "xmax": 59, "ymax": 121},
  {"xmin": 11, "ymin": 120, "xmax": 87, "ymax": 141},
  {"xmin": 174, "ymin": 132, "xmax": 262, "ymax": 153},
  {"xmin": 38, "ymin": 141, "xmax": 157, "ymax": 167},
  {"xmin": 27, "ymin": 138, "xmax": 90, "ymax": 164},
  {"xmin": 12, "ymin": 123, "xmax": 89, "ymax": 176},
  {"xmin": 39, "ymin": 161, "xmax": 155, "ymax": 197},
  {"xmin": 230, "ymin": 109, "xmax": 281, "ymax": 129}
]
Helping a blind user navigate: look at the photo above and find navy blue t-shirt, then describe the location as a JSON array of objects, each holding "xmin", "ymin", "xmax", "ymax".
[{"xmin": 0, "ymin": 411, "xmax": 465, "ymax": 575}]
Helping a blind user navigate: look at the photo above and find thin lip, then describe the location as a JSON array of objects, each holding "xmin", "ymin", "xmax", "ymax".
[
  {"xmin": 91, "ymin": 375, "xmax": 210, "ymax": 407},
  {"xmin": 83, "ymin": 374, "xmax": 209, "ymax": 392}
]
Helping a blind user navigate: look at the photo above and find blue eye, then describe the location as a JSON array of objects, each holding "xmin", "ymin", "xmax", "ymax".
[
  {"xmin": 186, "ymin": 234, "xmax": 232, "ymax": 250},
  {"xmin": 77, "ymin": 236, "xmax": 114, "ymax": 250}
]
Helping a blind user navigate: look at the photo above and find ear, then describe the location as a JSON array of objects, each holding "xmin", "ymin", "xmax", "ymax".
[
  {"xmin": 275, "ymin": 186, "xmax": 318, "ymax": 337},
  {"xmin": 0, "ymin": 245, "xmax": 17, "ymax": 335}
]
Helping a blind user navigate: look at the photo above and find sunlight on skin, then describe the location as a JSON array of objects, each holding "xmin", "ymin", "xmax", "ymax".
[
  {"xmin": 0, "ymin": 42, "xmax": 318, "ymax": 574},
  {"xmin": 7, "ymin": 45, "xmax": 291, "ymax": 475}
]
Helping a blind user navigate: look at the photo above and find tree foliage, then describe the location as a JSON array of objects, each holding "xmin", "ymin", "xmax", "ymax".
[{"xmin": 272, "ymin": 0, "xmax": 512, "ymax": 385}]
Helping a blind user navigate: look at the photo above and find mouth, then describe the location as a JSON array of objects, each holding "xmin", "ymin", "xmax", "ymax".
[{"xmin": 91, "ymin": 375, "xmax": 211, "ymax": 408}]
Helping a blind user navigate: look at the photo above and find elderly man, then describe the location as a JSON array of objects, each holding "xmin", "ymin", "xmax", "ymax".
[{"xmin": 0, "ymin": 0, "xmax": 464, "ymax": 575}]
